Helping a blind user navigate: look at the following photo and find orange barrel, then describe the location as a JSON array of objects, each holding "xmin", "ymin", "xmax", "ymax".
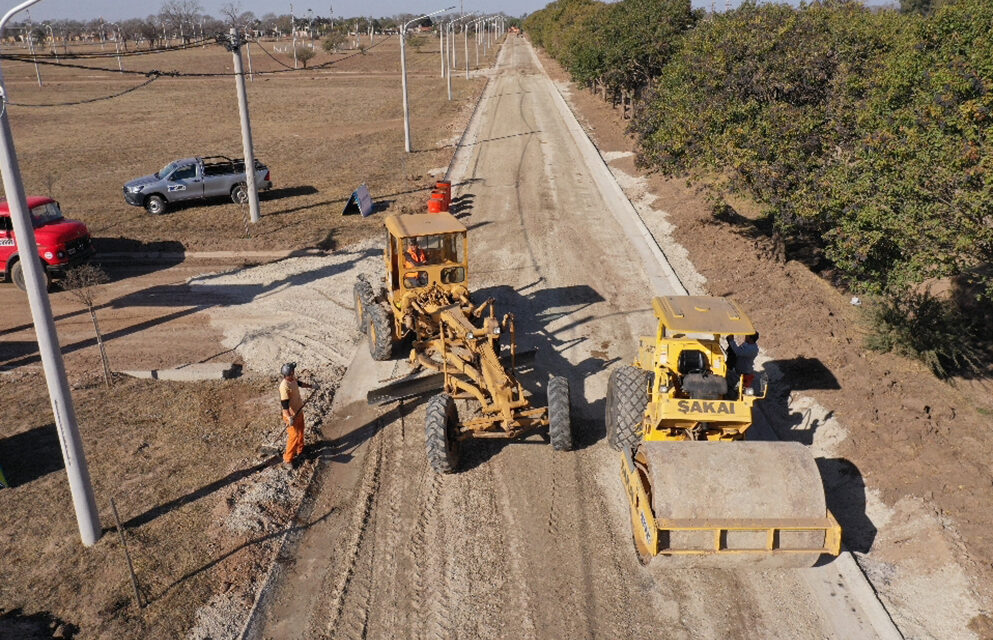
[
  {"xmin": 427, "ymin": 198, "xmax": 445, "ymax": 213},
  {"xmin": 435, "ymin": 180, "xmax": 452, "ymax": 207},
  {"xmin": 429, "ymin": 190, "xmax": 449, "ymax": 212}
]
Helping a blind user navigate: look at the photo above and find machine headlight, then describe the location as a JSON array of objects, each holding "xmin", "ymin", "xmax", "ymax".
[
  {"xmin": 43, "ymin": 251, "xmax": 54, "ymax": 260},
  {"xmin": 127, "ymin": 184, "xmax": 145, "ymax": 193},
  {"xmin": 56, "ymin": 251, "xmax": 66, "ymax": 259}
]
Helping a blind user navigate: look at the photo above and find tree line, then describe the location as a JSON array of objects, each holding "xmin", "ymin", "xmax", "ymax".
[
  {"xmin": 525, "ymin": 0, "xmax": 993, "ymax": 377},
  {"xmin": 3, "ymin": 1, "xmax": 428, "ymax": 51}
]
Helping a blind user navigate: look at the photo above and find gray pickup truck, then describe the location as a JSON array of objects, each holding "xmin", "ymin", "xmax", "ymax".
[{"xmin": 123, "ymin": 156, "xmax": 273, "ymax": 215}]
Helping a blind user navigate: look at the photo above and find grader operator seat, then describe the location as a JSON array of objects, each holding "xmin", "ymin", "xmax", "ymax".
[{"xmin": 677, "ymin": 348, "xmax": 727, "ymax": 400}]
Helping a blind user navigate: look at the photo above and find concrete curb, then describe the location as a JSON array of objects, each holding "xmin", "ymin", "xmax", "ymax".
[
  {"xmin": 120, "ymin": 362, "xmax": 240, "ymax": 381},
  {"xmin": 526, "ymin": 44, "xmax": 688, "ymax": 298},
  {"xmin": 93, "ymin": 248, "xmax": 326, "ymax": 264}
]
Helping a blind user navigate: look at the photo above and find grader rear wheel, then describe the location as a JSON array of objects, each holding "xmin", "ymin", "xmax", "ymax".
[
  {"xmin": 547, "ymin": 375, "xmax": 573, "ymax": 451},
  {"xmin": 606, "ymin": 366, "xmax": 650, "ymax": 451},
  {"xmin": 425, "ymin": 393, "xmax": 460, "ymax": 473},
  {"xmin": 366, "ymin": 304, "xmax": 394, "ymax": 361}
]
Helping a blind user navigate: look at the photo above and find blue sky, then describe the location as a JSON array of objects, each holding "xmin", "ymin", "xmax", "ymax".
[{"xmin": 16, "ymin": 0, "xmax": 841, "ymax": 23}]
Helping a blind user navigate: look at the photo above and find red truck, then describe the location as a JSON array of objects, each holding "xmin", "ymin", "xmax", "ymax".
[{"xmin": 0, "ymin": 196, "xmax": 94, "ymax": 291}]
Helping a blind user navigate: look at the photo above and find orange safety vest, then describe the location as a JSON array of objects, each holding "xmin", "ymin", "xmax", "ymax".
[{"xmin": 406, "ymin": 245, "xmax": 427, "ymax": 265}]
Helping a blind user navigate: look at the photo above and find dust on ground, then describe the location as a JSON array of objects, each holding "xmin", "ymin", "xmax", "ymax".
[{"xmin": 534, "ymin": 45, "xmax": 993, "ymax": 639}]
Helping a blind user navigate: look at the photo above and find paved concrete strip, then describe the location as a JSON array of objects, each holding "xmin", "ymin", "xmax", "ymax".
[{"xmin": 525, "ymin": 44, "xmax": 687, "ymax": 298}]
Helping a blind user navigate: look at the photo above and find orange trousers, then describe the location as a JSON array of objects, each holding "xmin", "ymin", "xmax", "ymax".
[{"xmin": 284, "ymin": 412, "xmax": 305, "ymax": 464}]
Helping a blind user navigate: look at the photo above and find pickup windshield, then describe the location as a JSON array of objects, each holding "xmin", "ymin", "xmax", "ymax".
[
  {"xmin": 156, "ymin": 161, "xmax": 179, "ymax": 179},
  {"xmin": 30, "ymin": 202, "xmax": 63, "ymax": 226}
]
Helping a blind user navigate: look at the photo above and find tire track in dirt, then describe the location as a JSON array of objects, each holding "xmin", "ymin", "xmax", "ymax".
[
  {"xmin": 321, "ymin": 425, "xmax": 385, "ymax": 639},
  {"xmin": 362, "ymin": 409, "xmax": 408, "ymax": 638}
]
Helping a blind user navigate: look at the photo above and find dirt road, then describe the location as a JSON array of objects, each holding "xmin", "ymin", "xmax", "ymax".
[{"xmin": 251, "ymin": 37, "xmax": 894, "ymax": 639}]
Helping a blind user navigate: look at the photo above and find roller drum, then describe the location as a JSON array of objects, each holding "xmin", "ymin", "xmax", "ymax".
[{"xmin": 639, "ymin": 440, "xmax": 829, "ymax": 568}]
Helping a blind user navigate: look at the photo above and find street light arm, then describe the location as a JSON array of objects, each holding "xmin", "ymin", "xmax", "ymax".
[
  {"xmin": 0, "ymin": 0, "xmax": 43, "ymax": 36},
  {"xmin": 404, "ymin": 6, "xmax": 454, "ymax": 32}
]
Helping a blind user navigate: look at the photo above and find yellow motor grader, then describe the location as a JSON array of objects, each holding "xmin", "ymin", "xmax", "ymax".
[
  {"xmin": 355, "ymin": 212, "xmax": 572, "ymax": 473},
  {"xmin": 606, "ymin": 296, "xmax": 841, "ymax": 567}
]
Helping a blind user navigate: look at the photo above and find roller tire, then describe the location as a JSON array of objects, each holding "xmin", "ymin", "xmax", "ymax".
[
  {"xmin": 353, "ymin": 279, "xmax": 374, "ymax": 333},
  {"xmin": 425, "ymin": 393, "xmax": 460, "ymax": 473},
  {"xmin": 231, "ymin": 183, "xmax": 249, "ymax": 205},
  {"xmin": 145, "ymin": 195, "xmax": 167, "ymax": 215},
  {"xmin": 547, "ymin": 375, "xmax": 573, "ymax": 451},
  {"xmin": 366, "ymin": 303, "xmax": 394, "ymax": 361},
  {"xmin": 606, "ymin": 365, "xmax": 651, "ymax": 452}
]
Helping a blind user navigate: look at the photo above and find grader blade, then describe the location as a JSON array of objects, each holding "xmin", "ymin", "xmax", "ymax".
[
  {"xmin": 624, "ymin": 441, "xmax": 841, "ymax": 569},
  {"xmin": 366, "ymin": 349, "xmax": 539, "ymax": 405}
]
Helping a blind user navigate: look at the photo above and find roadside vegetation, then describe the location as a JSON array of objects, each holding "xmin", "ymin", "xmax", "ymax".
[{"xmin": 525, "ymin": 0, "xmax": 993, "ymax": 377}]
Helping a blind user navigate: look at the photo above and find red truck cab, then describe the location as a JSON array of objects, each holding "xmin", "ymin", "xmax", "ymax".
[{"xmin": 0, "ymin": 196, "xmax": 94, "ymax": 291}]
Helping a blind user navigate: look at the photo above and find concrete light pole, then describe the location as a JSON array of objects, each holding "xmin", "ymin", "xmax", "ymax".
[
  {"xmin": 290, "ymin": 3, "xmax": 298, "ymax": 68},
  {"xmin": 228, "ymin": 29, "xmax": 261, "ymax": 223},
  {"xmin": 438, "ymin": 20, "xmax": 445, "ymax": 78},
  {"xmin": 0, "ymin": 0, "xmax": 102, "ymax": 548},
  {"xmin": 108, "ymin": 22, "xmax": 123, "ymax": 71},
  {"xmin": 401, "ymin": 6, "xmax": 454, "ymax": 152}
]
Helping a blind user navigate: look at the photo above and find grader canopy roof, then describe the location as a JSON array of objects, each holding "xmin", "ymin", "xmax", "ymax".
[
  {"xmin": 385, "ymin": 212, "xmax": 466, "ymax": 238},
  {"xmin": 652, "ymin": 296, "xmax": 755, "ymax": 336}
]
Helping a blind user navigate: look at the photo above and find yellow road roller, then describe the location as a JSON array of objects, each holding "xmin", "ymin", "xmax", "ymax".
[{"xmin": 606, "ymin": 296, "xmax": 841, "ymax": 567}]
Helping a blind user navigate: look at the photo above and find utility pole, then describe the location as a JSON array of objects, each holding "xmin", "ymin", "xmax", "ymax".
[
  {"xmin": 227, "ymin": 29, "xmax": 261, "ymax": 223},
  {"xmin": 463, "ymin": 23, "xmax": 468, "ymax": 80},
  {"xmin": 0, "ymin": 0, "xmax": 101, "ymax": 548}
]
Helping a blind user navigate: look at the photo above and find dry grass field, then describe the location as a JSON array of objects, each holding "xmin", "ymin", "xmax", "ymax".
[
  {"xmin": 2, "ymin": 34, "xmax": 486, "ymax": 251},
  {"xmin": 0, "ymin": 33, "xmax": 497, "ymax": 639}
]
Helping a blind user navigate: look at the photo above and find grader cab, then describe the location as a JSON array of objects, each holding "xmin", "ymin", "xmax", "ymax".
[
  {"xmin": 606, "ymin": 296, "xmax": 841, "ymax": 567},
  {"xmin": 355, "ymin": 212, "xmax": 572, "ymax": 473}
]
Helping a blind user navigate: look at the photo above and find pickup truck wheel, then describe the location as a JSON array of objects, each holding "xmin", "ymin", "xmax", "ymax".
[
  {"xmin": 231, "ymin": 183, "xmax": 249, "ymax": 205},
  {"xmin": 145, "ymin": 195, "xmax": 166, "ymax": 215},
  {"xmin": 10, "ymin": 260, "xmax": 25, "ymax": 291}
]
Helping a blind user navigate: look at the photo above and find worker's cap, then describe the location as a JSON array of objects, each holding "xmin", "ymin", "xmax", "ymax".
[
  {"xmin": 280, "ymin": 362, "xmax": 297, "ymax": 377},
  {"xmin": 748, "ymin": 332, "xmax": 759, "ymax": 342}
]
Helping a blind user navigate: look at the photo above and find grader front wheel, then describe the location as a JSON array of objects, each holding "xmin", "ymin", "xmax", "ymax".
[
  {"xmin": 366, "ymin": 304, "xmax": 394, "ymax": 361},
  {"xmin": 353, "ymin": 279, "xmax": 374, "ymax": 333},
  {"xmin": 425, "ymin": 393, "xmax": 460, "ymax": 473},
  {"xmin": 606, "ymin": 366, "xmax": 650, "ymax": 451},
  {"xmin": 548, "ymin": 376, "xmax": 573, "ymax": 451}
]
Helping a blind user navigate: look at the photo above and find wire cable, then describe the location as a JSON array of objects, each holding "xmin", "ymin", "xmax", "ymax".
[
  {"xmin": 0, "ymin": 33, "xmax": 395, "ymax": 79},
  {"xmin": 5, "ymin": 73, "xmax": 160, "ymax": 107}
]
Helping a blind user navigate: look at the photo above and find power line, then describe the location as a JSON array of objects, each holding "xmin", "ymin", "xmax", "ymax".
[
  {"xmin": 5, "ymin": 73, "xmax": 160, "ymax": 108},
  {"xmin": 7, "ymin": 36, "xmax": 215, "ymax": 60},
  {"xmin": 0, "ymin": 33, "xmax": 395, "ymax": 79}
]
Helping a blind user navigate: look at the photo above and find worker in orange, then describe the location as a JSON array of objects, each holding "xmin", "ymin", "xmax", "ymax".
[
  {"xmin": 405, "ymin": 237, "xmax": 428, "ymax": 267},
  {"xmin": 278, "ymin": 362, "xmax": 314, "ymax": 470}
]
